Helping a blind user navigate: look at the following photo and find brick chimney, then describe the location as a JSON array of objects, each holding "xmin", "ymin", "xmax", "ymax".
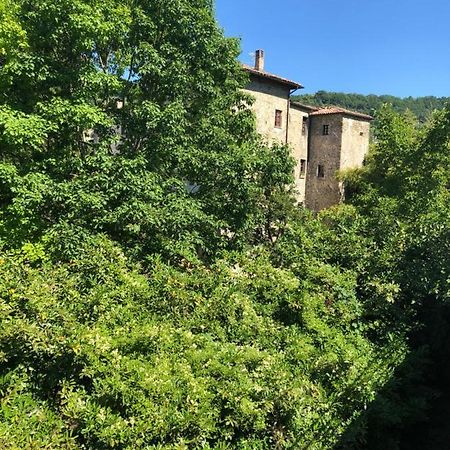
[{"xmin": 255, "ymin": 49, "xmax": 265, "ymax": 72}]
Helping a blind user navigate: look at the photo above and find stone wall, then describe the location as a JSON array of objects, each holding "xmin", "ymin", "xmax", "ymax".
[
  {"xmin": 288, "ymin": 104, "xmax": 309, "ymax": 204},
  {"xmin": 243, "ymin": 76, "xmax": 290, "ymax": 145},
  {"xmin": 341, "ymin": 117, "xmax": 370, "ymax": 170},
  {"xmin": 305, "ymin": 114, "xmax": 343, "ymax": 211}
]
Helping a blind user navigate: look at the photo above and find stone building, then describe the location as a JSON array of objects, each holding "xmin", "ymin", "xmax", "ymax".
[{"xmin": 243, "ymin": 50, "xmax": 372, "ymax": 210}]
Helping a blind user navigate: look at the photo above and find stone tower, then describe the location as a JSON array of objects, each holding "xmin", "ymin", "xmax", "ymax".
[{"xmin": 305, "ymin": 107, "xmax": 372, "ymax": 211}]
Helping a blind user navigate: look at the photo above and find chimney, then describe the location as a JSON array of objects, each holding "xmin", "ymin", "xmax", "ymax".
[{"xmin": 255, "ymin": 49, "xmax": 265, "ymax": 72}]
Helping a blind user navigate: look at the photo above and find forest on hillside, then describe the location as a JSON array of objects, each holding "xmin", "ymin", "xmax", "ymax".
[
  {"xmin": 293, "ymin": 91, "xmax": 449, "ymax": 122},
  {"xmin": 0, "ymin": 1, "xmax": 449, "ymax": 449}
]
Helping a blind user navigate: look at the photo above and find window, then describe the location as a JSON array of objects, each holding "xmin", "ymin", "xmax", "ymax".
[
  {"xmin": 274, "ymin": 109, "xmax": 282, "ymax": 128},
  {"xmin": 317, "ymin": 164, "xmax": 325, "ymax": 178},
  {"xmin": 322, "ymin": 124, "xmax": 329, "ymax": 135},
  {"xmin": 302, "ymin": 117, "xmax": 308, "ymax": 135},
  {"xmin": 300, "ymin": 159, "xmax": 306, "ymax": 178}
]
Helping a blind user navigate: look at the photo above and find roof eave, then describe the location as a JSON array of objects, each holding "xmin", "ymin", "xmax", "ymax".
[
  {"xmin": 290, "ymin": 101, "xmax": 320, "ymax": 112},
  {"xmin": 243, "ymin": 66, "xmax": 303, "ymax": 90},
  {"xmin": 310, "ymin": 109, "xmax": 373, "ymax": 121}
]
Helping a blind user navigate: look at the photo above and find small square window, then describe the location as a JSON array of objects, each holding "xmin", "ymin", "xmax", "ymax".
[
  {"xmin": 323, "ymin": 124, "xmax": 329, "ymax": 135},
  {"xmin": 300, "ymin": 159, "xmax": 306, "ymax": 178},
  {"xmin": 317, "ymin": 164, "xmax": 325, "ymax": 178},
  {"xmin": 275, "ymin": 109, "xmax": 282, "ymax": 128}
]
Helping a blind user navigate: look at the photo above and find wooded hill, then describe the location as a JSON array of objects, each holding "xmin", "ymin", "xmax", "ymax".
[{"xmin": 293, "ymin": 91, "xmax": 449, "ymax": 122}]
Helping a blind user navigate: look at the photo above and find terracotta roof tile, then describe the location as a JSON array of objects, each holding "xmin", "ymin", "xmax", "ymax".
[
  {"xmin": 309, "ymin": 106, "xmax": 373, "ymax": 121},
  {"xmin": 242, "ymin": 64, "xmax": 303, "ymax": 90}
]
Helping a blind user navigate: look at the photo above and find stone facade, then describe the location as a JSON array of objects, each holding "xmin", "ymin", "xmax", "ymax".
[
  {"xmin": 287, "ymin": 103, "xmax": 310, "ymax": 204},
  {"xmin": 244, "ymin": 77, "xmax": 290, "ymax": 145},
  {"xmin": 243, "ymin": 50, "xmax": 372, "ymax": 211},
  {"xmin": 305, "ymin": 113, "xmax": 344, "ymax": 211},
  {"xmin": 341, "ymin": 117, "xmax": 371, "ymax": 170}
]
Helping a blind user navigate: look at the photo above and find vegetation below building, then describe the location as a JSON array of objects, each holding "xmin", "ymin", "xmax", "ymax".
[
  {"xmin": 0, "ymin": 1, "xmax": 449, "ymax": 449},
  {"xmin": 293, "ymin": 91, "xmax": 449, "ymax": 122}
]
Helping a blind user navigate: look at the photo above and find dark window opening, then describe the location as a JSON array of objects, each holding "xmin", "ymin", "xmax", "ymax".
[
  {"xmin": 323, "ymin": 124, "xmax": 329, "ymax": 135},
  {"xmin": 302, "ymin": 117, "xmax": 308, "ymax": 135},
  {"xmin": 275, "ymin": 109, "xmax": 282, "ymax": 128},
  {"xmin": 317, "ymin": 164, "xmax": 325, "ymax": 178},
  {"xmin": 300, "ymin": 159, "xmax": 306, "ymax": 178}
]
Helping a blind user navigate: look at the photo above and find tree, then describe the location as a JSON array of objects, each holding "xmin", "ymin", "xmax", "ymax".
[
  {"xmin": 0, "ymin": 0, "xmax": 294, "ymax": 264},
  {"xmin": 335, "ymin": 105, "xmax": 450, "ymax": 448}
]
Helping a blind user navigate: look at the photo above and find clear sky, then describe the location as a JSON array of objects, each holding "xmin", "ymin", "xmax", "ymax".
[{"xmin": 214, "ymin": 0, "xmax": 450, "ymax": 98}]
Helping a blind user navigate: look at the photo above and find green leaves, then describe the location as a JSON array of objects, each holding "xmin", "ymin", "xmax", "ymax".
[
  {"xmin": 0, "ymin": 0, "xmax": 295, "ymax": 264},
  {"xmin": 0, "ymin": 106, "xmax": 56, "ymax": 160},
  {"xmin": 0, "ymin": 242, "xmax": 395, "ymax": 449},
  {"xmin": 294, "ymin": 91, "xmax": 449, "ymax": 123}
]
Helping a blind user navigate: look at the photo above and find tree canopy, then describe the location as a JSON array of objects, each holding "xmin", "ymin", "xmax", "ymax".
[{"xmin": 0, "ymin": 0, "xmax": 296, "ymax": 265}]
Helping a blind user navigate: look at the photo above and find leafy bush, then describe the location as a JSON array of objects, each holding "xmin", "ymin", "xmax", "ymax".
[{"xmin": 0, "ymin": 237, "xmax": 406, "ymax": 449}]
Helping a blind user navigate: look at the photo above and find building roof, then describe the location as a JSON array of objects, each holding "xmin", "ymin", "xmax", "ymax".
[
  {"xmin": 243, "ymin": 64, "xmax": 303, "ymax": 90},
  {"xmin": 290, "ymin": 101, "xmax": 320, "ymax": 112},
  {"xmin": 309, "ymin": 106, "xmax": 373, "ymax": 121}
]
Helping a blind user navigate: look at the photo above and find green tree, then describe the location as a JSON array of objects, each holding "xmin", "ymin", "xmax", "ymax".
[
  {"xmin": 0, "ymin": 0, "xmax": 294, "ymax": 264},
  {"xmin": 335, "ymin": 105, "xmax": 450, "ymax": 448}
]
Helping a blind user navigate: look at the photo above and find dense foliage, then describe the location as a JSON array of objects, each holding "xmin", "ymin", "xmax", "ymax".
[
  {"xmin": 0, "ymin": 0, "xmax": 299, "ymax": 265},
  {"xmin": 0, "ymin": 0, "xmax": 449, "ymax": 448},
  {"xmin": 293, "ymin": 91, "xmax": 449, "ymax": 122},
  {"xmin": 337, "ymin": 105, "xmax": 450, "ymax": 448}
]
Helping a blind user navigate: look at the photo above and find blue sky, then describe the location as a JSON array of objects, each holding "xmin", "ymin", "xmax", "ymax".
[{"xmin": 214, "ymin": 0, "xmax": 450, "ymax": 97}]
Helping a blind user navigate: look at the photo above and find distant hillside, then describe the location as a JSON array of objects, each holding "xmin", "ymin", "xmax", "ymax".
[{"xmin": 292, "ymin": 91, "xmax": 449, "ymax": 122}]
